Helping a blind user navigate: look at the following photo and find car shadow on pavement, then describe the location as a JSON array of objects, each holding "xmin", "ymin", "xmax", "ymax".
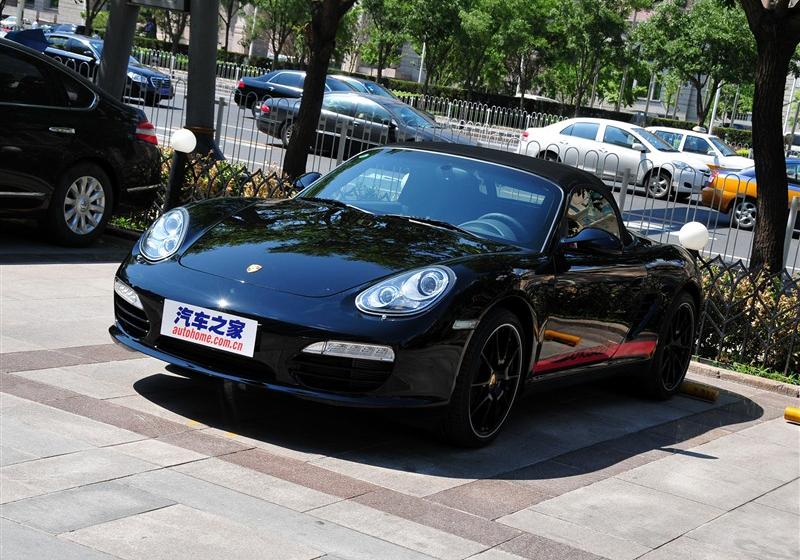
[
  {"xmin": 133, "ymin": 371, "xmax": 765, "ymax": 483},
  {"xmin": 0, "ymin": 220, "xmax": 133, "ymax": 265}
]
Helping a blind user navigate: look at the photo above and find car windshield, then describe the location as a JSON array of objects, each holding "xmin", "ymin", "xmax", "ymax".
[
  {"xmin": 300, "ymin": 148, "xmax": 563, "ymax": 250},
  {"xmin": 364, "ymin": 82, "xmax": 395, "ymax": 97},
  {"xmin": 709, "ymin": 136, "xmax": 737, "ymax": 157},
  {"xmin": 632, "ymin": 127, "xmax": 678, "ymax": 152},
  {"xmin": 389, "ymin": 105, "xmax": 438, "ymax": 128},
  {"xmin": 89, "ymin": 40, "xmax": 140, "ymax": 66}
]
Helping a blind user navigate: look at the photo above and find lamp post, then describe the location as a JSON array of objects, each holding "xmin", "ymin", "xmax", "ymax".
[{"xmin": 164, "ymin": 129, "xmax": 197, "ymax": 212}]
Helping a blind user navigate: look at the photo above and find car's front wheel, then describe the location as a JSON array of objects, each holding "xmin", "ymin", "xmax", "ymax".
[
  {"xmin": 280, "ymin": 120, "xmax": 294, "ymax": 147},
  {"xmin": 441, "ymin": 309, "xmax": 525, "ymax": 447},
  {"xmin": 643, "ymin": 292, "xmax": 696, "ymax": 399},
  {"xmin": 47, "ymin": 164, "xmax": 113, "ymax": 246},
  {"xmin": 732, "ymin": 198, "xmax": 757, "ymax": 230},
  {"xmin": 646, "ymin": 169, "xmax": 672, "ymax": 200}
]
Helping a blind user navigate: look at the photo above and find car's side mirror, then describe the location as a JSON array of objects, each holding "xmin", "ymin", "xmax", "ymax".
[
  {"xmin": 632, "ymin": 142, "xmax": 647, "ymax": 152},
  {"xmin": 293, "ymin": 171, "xmax": 321, "ymax": 192},
  {"xmin": 560, "ymin": 227, "xmax": 622, "ymax": 253}
]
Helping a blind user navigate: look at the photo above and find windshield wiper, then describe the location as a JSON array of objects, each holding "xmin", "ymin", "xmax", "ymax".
[{"xmin": 383, "ymin": 214, "xmax": 481, "ymax": 239}]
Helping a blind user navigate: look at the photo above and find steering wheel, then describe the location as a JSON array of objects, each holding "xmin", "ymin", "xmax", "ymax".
[{"xmin": 475, "ymin": 213, "xmax": 526, "ymax": 239}]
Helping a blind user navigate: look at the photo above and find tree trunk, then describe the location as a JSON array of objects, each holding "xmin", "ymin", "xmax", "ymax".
[
  {"xmin": 749, "ymin": 35, "xmax": 795, "ymax": 272},
  {"xmin": 283, "ymin": 2, "xmax": 351, "ymax": 178}
]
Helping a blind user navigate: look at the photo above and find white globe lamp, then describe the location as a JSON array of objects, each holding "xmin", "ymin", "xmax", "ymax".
[
  {"xmin": 171, "ymin": 128, "xmax": 197, "ymax": 154},
  {"xmin": 678, "ymin": 222, "xmax": 709, "ymax": 251}
]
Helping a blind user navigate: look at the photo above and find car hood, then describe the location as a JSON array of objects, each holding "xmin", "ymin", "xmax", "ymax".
[
  {"xmin": 718, "ymin": 155, "xmax": 753, "ymax": 170},
  {"xmin": 129, "ymin": 64, "xmax": 168, "ymax": 79},
  {"xmin": 178, "ymin": 198, "xmax": 507, "ymax": 297}
]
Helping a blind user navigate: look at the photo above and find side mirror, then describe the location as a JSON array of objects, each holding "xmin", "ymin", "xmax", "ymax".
[
  {"xmin": 560, "ymin": 227, "xmax": 621, "ymax": 253},
  {"xmin": 293, "ymin": 171, "xmax": 321, "ymax": 192},
  {"xmin": 632, "ymin": 142, "xmax": 647, "ymax": 152}
]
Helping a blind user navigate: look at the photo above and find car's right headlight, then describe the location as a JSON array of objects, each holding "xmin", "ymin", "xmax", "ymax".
[
  {"xmin": 139, "ymin": 208, "xmax": 188, "ymax": 261},
  {"xmin": 127, "ymin": 72, "xmax": 147, "ymax": 83}
]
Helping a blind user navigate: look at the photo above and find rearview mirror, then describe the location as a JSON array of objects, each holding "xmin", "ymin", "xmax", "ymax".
[
  {"xmin": 632, "ymin": 142, "xmax": 647, "ymax": 152},
  {"xmin": 560, "ymin": 227, "xmax": 621, "ymax": 253},
  {"xmin": 293, "ymin": 171, "xmax": 321, "ymax": 192}
]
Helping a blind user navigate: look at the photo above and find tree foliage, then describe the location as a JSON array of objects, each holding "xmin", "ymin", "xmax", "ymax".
[
  {"xmin": 243, "ymin": 0, "xmax": 309, "ymax": 66},
  {"xmin": 359, "ymin": 0, "xmax": 409, "ymax": 79}
]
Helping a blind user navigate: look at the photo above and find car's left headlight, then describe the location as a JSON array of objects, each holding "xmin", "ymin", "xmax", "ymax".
[
  {"xmin": 356, "ymin": 266, "xmax": 454, "ymax": 316},
  {"xmin": 139, "ymin": 208, "xmax": 188, "ymax": 261},
  {"xmin": 128, "ymin": 72, "xmax": 147, "ymax": 83},
  {"xmin": 671, "ymin": 160, "xmax": 695, "ymax": 171}
]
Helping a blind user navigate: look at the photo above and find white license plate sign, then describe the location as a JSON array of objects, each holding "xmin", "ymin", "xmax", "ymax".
[{"xmin": 160, "ymin": 299, "xmax": 258, "ymax": 357}]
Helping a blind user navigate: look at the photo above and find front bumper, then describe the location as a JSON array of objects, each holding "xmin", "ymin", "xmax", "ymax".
[{"xmin": 110, "ymin": 263, "xmax": 467, "ymax": 408}]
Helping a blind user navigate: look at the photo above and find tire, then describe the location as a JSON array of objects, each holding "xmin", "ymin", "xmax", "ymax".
[
  {"xmin": 643, "ymin": 291, "xmax": 696, "ymax": 400},
  {"xmin": 676, "ymin": 192, "xmax": 692, "ymax": 203},
  {"xmin": 441, "ymin": 309, "xmax": 526, "ymax": 447},
  {"xmin": 144, "ymin": 93, "xmax": 160, "ymax": 107},
  {"xmin": 540, "ymin": 150, "xmax": 560, "ymax": 162},
  {"xmin": 646, "ymin": 169, "xmax": 672, "ymax": 200},
  {"xmin": 280, "ymin": 120, "xmax": 294, "ymax": 148},
  {"xmin": 731, "ymin": 198, "xmax": 757, "ymax": 230},
  {"xmin": 47, "ymin": 163, "xmax": 114, "ymax": 247}
]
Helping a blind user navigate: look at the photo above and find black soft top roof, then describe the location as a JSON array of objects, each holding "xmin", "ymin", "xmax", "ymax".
[{"xmin": 386, "ymin": 141, "xmax": 610, "ymax": 195}]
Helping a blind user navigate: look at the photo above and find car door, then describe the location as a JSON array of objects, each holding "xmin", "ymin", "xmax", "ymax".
[
  {"xmin": 556, "ymin": 121, "xmax": 601, "ymax": 170},
  {"xmin": 536, "ymin": 186, "xmax": 647, "ymax": 375},
  {"xmin": 683, "ymin": 134, "xmax": 718, "ymax": 166},
  {"xmin": 599, "ymin": 124, "xmax": 646, "ymax": 185},
  {"xmin": 0, "ymin": 46, "xmax": 77, "ymax": 211},
  {"xmin": 266, "ymin": 72, "xmax": 305, "ymax": 98},
  {"xmin": 350, "ymin": 98, "xmax": 393, "ymax": 149}
]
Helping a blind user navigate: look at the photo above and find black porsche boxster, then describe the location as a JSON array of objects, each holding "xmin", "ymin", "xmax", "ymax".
[{"xmin": 111, "ymin": 143, "xmax": 704, "ymax": 446}]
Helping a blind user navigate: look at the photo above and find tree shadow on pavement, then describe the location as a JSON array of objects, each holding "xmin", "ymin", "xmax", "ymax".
[{"xmin": 133, "ymin": 370, "xmax": 769, "ymax": 484}]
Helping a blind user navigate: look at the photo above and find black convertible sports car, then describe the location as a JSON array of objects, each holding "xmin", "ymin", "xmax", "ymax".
[{"xmin": 110, "ymin": 144, "xmax": 704, "ymax": 446}]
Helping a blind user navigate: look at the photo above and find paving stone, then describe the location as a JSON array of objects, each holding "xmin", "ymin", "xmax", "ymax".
[
  {"xmin": 5, "ymin": 399, "xmax": 142, "ymax": 447},
  {"xmin": 638, "ymin": 536, "xmax": 756, "ymax": 560},
  {"xmin": 427, "ymin": 479, "xmax": 551, "ymax": 520},
  {"xmin": 157, "ymin": 429, "xmax": 253, "ymax": 457},
  {"xmin": 687, "ymin": 502, "xmax": 799, "ymax": 560},
  {"xmin": 754, "ymin": 479, "xmax": 800, "ymax": 515},
  {"xmin": 502, "ymin": 458, "xmax": 604, "ymax": 497},
  {"xmin": 174, "ymin": 457, "xmax": 340, "ymax": 512},
  {"xmin": 0, "ymin": 445, "xmax": 37, "ymax": 467},
  {"xmin": 0, "ymin": 392, "xmax": 34, "ymax": 408},
  {"xmin": 498, "ymin": 508, "xmax": 650, "ymax": 560},
  {"xmin": 311, "ymin": 499, "xmax": 486, "ymax": 560},
  {"xmin": 528, "ymin": 477, "xmax": 723, "ymax": 549},
  {"xmin": 121, "ymin": 468, "xmax": 434, "ymax": 560},
  {"xmin": 617, "ymin": 452, "xmax": 786, "ymax": 510},
  {"xmin": 111, "ymin": 439, "xmax": 206, "ymax": 467},
  {"xmin": 466, "ymin": 550, "xmax": 528, "ymax": 560},
  {"xmin": 0, "ymin": 350, "xmax": 87, "ymax": 374},
  {"xmin": 497, "ymin": 533, "xmax": 605, "ymax": 560},
  {"xmin": 0, "ymin": 373, "xmax": 83, "ymax": 402},
  {"xmin": 733, "ymin": 417, "xmax": 800, "ymax": 449},
  {"xmin": 0, "ymin": 518, "xmax": 117, "ymax": 560},
  {"xmin": 15, "ymin": 366, "xmax": 134, "ymax": 400},
  {"xmin": 1, "ymin": 448, "xmax": 156, "ymax": 499},
  {"xmin": 1, "ymin": 480, "xmax": 174, "ymax": 533},
  {"xmin": 0, "ymin": 474, "xmax": 43, "ymax": 504},
  {"xmin": 224, "ymin": 448, "xmax": 380, "ymax": 499},
  {"xmin": 64, "ymin": 503, "xmax": 323, "ymax": 560},
  {"xmin": 352, "ymin": 487, "xmax": 521, "ymax": 546},
  {"xmin": 692, "ymin": 432, "xmax": 800, "ymax": 482}
]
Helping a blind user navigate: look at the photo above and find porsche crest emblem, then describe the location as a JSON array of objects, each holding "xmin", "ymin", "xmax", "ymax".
[{"xmin": 246, "ymin": 264, "xmax": 262, "ymax": 273}]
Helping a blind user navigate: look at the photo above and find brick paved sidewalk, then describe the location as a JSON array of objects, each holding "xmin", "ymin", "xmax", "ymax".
[{"xmin": 1, "ymin": 231, "xmax": 798, "ymax": 560}]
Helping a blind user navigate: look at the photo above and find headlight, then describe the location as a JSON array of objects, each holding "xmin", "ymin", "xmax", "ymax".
[
  {"xmin": 139, "ymin": 208, "xmax": 188, "ymax": 261},
  {"xmin": 671, "ymin": 160, "xmax": 694, "ymax": 171},
  {"xmin": 356, "ymin": 266, "xmax": 454, "ymax": 316},
  {"xmin": 128, "ymin": 72, "xmax": 147, "ymax": 83}
]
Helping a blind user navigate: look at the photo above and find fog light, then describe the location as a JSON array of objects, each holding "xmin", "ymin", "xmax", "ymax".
[
  {"xmin": 302, "ymin": 340, "xmax": 395, "ymax": 362},
  {"xmin": 114, "ymin": 278, "xmax": 143, "ymax": 310}
]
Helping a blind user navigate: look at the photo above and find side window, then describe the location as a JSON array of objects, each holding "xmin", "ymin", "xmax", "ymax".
[
  {"xmin": 655, "ymin": 130, "xmax": 683, "ymax": 150},
  {"xmin": 684, "ymin": 135, "xmax": 713, "ymax": 155},
  {"xmin": 603, "ymin": 126, "xmax": 637, "ymax": 149},
  {"xmin": 322, "ymin": 96, "xmax": 356, "ymax": 117},
  {"xmin": 786, "ymin": 163, "xmax": 798, "ymax": 182},
  {"xmin": 60, "ymin": 72, "xmax": 95, "ymax": 108},
  {"xmin": 571, "ymin": 122, "xmax": 600, "ymax": 140},
  {"xmin": 0, "ymin": 51, "xmax": 60, "ymax": 107},
  {"xmin": 47, "ymin": 35, "xmax": 69, "ymax": 50},
  {"xmin": 66, "ymin": 38, "xmax": 92, "ymax": 58},
  {"xmin": 559, "ymin": 124, "xmax": 574, "ymax": 136},
  {"xmin": 565, "ymin": 187, "xmax": 620, "ymax": 239},
  {"xmin": 271, "ymin": 72, "xmax": 304, "ymax": 88},
  {"xmin": 353, "ymin": 100, "xmax": 391, "ymax": 123}
]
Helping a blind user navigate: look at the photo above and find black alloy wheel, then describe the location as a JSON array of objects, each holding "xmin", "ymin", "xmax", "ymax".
[
  {"xmin": 442, "ymin": 309, "xmax": 525, "ymax": 447},
  {"xmin": 645, "ymin": 292, "xmax": 696, "ymax": 399}
]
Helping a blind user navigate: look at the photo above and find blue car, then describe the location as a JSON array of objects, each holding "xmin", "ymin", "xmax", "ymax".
[{"xmin": 45, "ymin": 32, "xmax": 173, "ymax": 105}]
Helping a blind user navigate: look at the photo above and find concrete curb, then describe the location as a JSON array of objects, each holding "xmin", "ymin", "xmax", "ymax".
[
  {"xmin": 689, "ymin": 361, "xmax": 799, "ymax": 398},
  {"xmin": 106, "ymin": 225, "xmax": 142, "ymax": 241}
]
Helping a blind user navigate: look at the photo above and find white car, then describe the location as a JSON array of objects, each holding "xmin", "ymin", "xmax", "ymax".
[
  {"xmin": 517, "ymin": 118, "xmax": 707, "ymax": 200},
  {"xmin": 647, "ymin": 126, "xmax": 753, "ymax": 171}
]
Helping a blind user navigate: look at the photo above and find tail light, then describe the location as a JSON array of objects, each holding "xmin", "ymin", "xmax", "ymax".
[
  {"xmin": 709, "ymin": 167, "xmax": 720, "ymax": 186},
  {"xmin": 521, "ymin": 130, "xmax": 529, "ymax": 139},
  {"xmin": 260, "ymin": 103, "xmax": 270, "ymax": 114},
  {"xmin": 135, "ymin": 118, "xmax": 158, "ymax": 145},
  {"xmin": 237, "ymin": 79, "xmax": 245, "ymax": 89}
]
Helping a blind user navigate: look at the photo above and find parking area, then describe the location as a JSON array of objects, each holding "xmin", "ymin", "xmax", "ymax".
[{"xmin": 1, "ymin": 226, "xmax": 798, "ymax": 560}]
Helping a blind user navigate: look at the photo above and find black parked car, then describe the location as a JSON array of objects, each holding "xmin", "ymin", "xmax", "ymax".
[
  {"xmin": 330, "ymin": 75, "xmax": 398, "ymax": 98},
  {"xmin": 45, "ymin": 33, "xmax": 174, "ymax": 105},
  {"xmin": 234, "ymin": 70, "xmax": 356, "ymax": 112},
  {"xmin": 256, "ymin": 93, "xmax": 477, "ymax": 154},
  {"xmin": 110, "ymin": 143, "xmax": 704, "ymax": 446},
  {"xmin": 0, "ymin": 38, "xmax": 162, "ymax": 245}
]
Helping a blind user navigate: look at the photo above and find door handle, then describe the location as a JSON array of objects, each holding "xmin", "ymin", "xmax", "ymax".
[{"xmin": 49, "ymin": 127, "xmax": 75, "ymax": 134}]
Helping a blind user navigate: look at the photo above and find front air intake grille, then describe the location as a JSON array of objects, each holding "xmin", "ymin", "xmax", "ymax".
[
  {"xmin": 155, "ymin": 337, "xmax": 275, "ymax": 383},
  {"xmin": 114, "ymin": 294, "xmax": 150, "ymax": 339},
  {"xmin": 288, "ymin": 353, "xmax": 393, "ymax": 393}
]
